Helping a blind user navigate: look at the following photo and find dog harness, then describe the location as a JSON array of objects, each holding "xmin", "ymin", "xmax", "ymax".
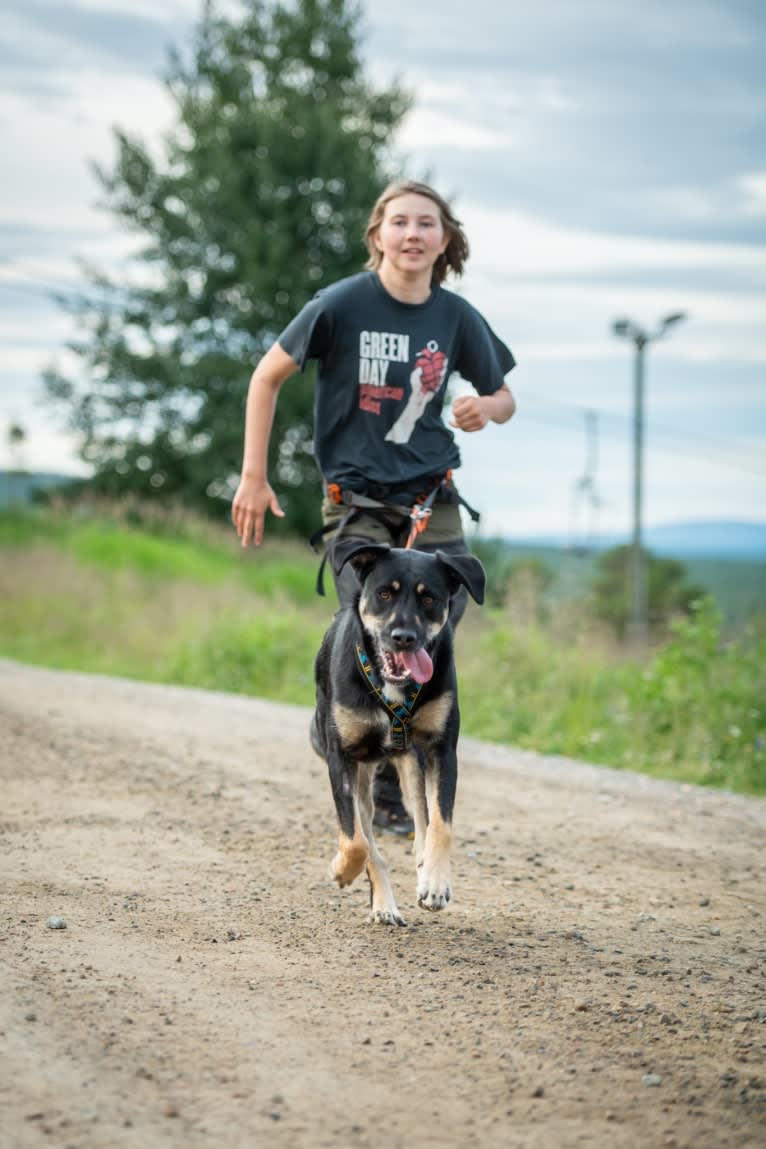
[
  {"xmin": 355, "ymin": 643, "xmax": 422, "ymax": 751},
  {"xmin": 310, "ymin": 472, "xmax": 480, "ymax": 596}
]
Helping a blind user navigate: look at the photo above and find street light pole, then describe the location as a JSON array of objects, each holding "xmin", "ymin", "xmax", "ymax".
[
  {"xmin": 612, "ymin": 312, "xmax": 687, "ymax": 644},
  {"xmin": 631, "ymin": 332, "xmax": 647, "ymax": 642}
]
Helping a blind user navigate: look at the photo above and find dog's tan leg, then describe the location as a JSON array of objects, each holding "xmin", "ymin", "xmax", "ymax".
[
  {"xmin": 327, "ymin": 744, "xmax": 369, "ymax": 887},
  {"xmin": 357, "ymin": 764, "xmax": 406, "ymax": 926},
  {"xmin": 418, "ymin": 764, "xmax": 453, "ymax": 911},
  {"xmin": 396, "ymin": 751, "xmax": 428, "ymax": 866},
  {"xmin": 331, "ymin": 783, "xmax": 369, "ymax": 887},
  {"xmin": 332, "ymin": 827, "xmax": 369, "ymax": 887}
]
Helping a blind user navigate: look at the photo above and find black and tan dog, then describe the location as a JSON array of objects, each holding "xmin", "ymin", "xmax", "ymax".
[{"xmin": 310, "ymin": 538, "xmax": 486, "ymax": 925}]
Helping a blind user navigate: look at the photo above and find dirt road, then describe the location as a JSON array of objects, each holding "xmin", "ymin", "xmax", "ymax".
[{"xmin": 1, "ymin": 658, "xmax": 764, "ymax": 1148}]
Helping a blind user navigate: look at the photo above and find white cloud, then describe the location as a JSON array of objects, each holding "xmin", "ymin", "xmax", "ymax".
[
  {"xmin": 738, "ymin": 172, "xmax": 766, "ymax": 219},
  {"xmin": 74, "ymin": 0, "xmax": 194, "ymax": 17},
  {"xmin": 398, "ymin": 109, "xmax": 514, "ymax": 152},
  {"xmin": 463, "ymin": 203, "xmax": 766, "ymax": 279},
  {"xmin": 0, "ymin": 346, "xmax": 71, "ymax": 376},
  {"xmin": 645, "ymin": 171, "xmax": 766, "ymax": 228},
  {"xmin": 0, "ymin": 78, "xmax": 175, "ymax": 232},
  {"xmin": 0, "ymin": 423, "xmax": 87, "ymax": 475}
]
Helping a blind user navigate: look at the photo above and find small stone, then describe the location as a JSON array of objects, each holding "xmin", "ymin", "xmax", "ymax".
[
  {"xmin": 709, "ymin": 926, "xmax": 721, "ymax": 936},
  {"xmin": 642, "ymin": 1074, "xmax": 663, "ymax": 1087},
  {"xmin": 25, "ymin": 1012, "xmax": 37, "ymax": 1022},
  {"xmin": 532, "ymin": 1086, "xmax": 545, "ymax": 1098},
  {"xmin": 46, "ymin": 917, "xmax": 67, "ymax": 930}
]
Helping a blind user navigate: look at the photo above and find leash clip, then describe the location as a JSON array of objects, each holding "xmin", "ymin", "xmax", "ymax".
[{"xmin": 406, "ymin": 502, "xmax": 432, "ymax": 548}]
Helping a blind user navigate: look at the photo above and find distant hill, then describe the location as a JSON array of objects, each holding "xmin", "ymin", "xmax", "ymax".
[
  {"xmin": 643, "ymin": 521, "xmax": 766, "ymax": 559},
  {"xmin": 507, "ymin": 521, "xmax": 766, "ymax": 561},
  {"xmin": 493, "ymin": 527, "xmax": 766, "ymax": 624},
  {"xmin": 0, "ymin": 471, "xmax": 79, "ymax": 506}
]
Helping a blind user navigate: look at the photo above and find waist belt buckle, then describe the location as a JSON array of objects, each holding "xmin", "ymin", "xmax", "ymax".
[{"xmin": 410, "ymin": 505, "xmax": 432, "ymax": 524}]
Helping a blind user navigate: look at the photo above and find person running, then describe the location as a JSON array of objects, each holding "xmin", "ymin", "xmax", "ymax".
[{"xmin": 232, "ymin": 179, "xmax": 517, "ymax": 832}]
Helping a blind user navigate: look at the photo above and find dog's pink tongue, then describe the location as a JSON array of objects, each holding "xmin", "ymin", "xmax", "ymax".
[{"xmin": 401, "ymin": 648, "xmax": 433, "ymax": 684}]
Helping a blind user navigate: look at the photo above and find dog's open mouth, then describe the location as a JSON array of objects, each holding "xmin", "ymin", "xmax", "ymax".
[{"xmin": 382, "ymin": 648, "xmax": 434, "ymax": 685}]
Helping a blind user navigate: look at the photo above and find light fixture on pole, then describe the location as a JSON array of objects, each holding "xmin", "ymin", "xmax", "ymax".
[{"xmin": 611, "ymin": 311, "xmax": 687, "ymax": 642}]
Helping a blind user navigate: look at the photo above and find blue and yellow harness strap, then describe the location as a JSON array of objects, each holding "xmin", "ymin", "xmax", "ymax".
[{"xmin": 354, "ymin": 643, "xmax": 422, "ymax": 751}]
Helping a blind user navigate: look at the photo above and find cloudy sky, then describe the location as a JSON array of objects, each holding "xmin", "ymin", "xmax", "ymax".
[{"xmin": 2, "ymin": 0, "xmax": 765, "ymax": 540}]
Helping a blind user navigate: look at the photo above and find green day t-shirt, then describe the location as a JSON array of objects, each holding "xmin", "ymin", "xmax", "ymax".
[{"xmin": 276, "ymin": 271, "xmax": 515, "ymax": 492}]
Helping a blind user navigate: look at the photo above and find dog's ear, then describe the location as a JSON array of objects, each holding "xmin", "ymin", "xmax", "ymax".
[
  {"xmin": 435, "ymin": 551, "xmax": 486, "ymax": 605},
  {"xmin": 331, "ymin": 538, "xmax": 390, "ymax": 580}
]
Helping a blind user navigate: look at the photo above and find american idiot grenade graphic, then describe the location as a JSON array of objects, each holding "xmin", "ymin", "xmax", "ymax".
[{"xmin": 385, "ymin": 341, "xmax": 448, "ymax": 444}]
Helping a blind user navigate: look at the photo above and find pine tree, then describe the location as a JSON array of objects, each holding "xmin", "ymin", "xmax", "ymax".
[{"xmin": 46, "ymin": 0, "xmax": 410, "ymax": 535}]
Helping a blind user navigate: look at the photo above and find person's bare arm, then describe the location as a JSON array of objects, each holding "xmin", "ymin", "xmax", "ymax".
[
  {"xmin": 450, "ymin": 383, "xmax": 516, "ymax": 432},
  {"xmin": 231, "ymin": 342, "xmax": 300, "ymax": 547}
]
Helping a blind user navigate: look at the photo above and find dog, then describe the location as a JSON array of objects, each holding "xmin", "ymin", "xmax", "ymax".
[{"xmin": 310, "ymin": 538, "xmax": 486, "ymax": 925}]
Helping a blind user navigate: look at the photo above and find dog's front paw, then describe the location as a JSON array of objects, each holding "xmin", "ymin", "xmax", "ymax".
[
  {"xmin": 417, "ymin": 862, "xmax": 452, "ymax": 912},
  {"xmin": 331, "ymin": 839, "xmax": 368, "ymax": 887},
  {"xmin": 368, "ymin": 908, "xmax": 407, "ymax": 927}
]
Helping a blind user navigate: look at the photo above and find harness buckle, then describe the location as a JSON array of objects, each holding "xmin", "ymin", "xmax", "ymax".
[{"xmin": 410, "ymin": 504, "xmax": 432, "ymax": 524}]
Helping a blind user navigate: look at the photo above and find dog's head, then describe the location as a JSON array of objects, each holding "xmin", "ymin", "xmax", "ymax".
[{"xmin": 333, "ymin": 540, "xmax": 485, "ymax": 686}]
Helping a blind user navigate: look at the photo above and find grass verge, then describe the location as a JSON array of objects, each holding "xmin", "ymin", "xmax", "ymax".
[{"xmin": 2, "ymin": 507, "xmax": 764, "ymax": 795}]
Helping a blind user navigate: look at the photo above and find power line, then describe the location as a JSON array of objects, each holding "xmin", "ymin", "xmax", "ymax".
[
  {"xmin": 523, "ymin": 389, "xmax": 766, "ymax": 457},
  {"xmin": 519, "ymin": 391, "xmax": 766, "ymax": 478}
]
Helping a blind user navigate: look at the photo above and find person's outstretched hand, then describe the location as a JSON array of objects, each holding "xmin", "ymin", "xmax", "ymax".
[{"xmin": 231, "ymin": 476, "xmax": 284, "ymax": 547}]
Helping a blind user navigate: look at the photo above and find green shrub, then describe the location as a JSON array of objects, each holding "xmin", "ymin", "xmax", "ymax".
[
  {"xmin": 167, "ymin": 611, "xmax": 324, "ymax": 706},
  {"xmin": 459, "ymin": 598, "xmax": 765, "ymax": 794},
  {"xmin": 620, "ymin": 598, "xmax": 765, "ymax": 792}
]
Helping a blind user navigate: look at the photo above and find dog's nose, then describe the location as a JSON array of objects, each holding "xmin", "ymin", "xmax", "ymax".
[{"xmin": 390, "ymin": 628, "xmax": 418, "ymax": 650}]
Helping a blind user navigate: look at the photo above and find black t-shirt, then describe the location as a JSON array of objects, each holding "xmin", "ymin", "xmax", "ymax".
[{"xmin": 277, "ymin": 271, "xmax": 515, "ymax": 492}]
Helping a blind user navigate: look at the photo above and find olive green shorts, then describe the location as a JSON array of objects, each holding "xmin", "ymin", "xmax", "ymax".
[{"xmin": 320, "ymin": 497, "xmax": 464, "ymax": 548}]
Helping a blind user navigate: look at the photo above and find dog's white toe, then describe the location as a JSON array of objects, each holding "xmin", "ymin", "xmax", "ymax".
[
  {"xmin": 369, "ymin": 908, "xmax": 407, "ymax": 927},
  {"xmin": 418, "ymin": 889, "xmax": 451, "ymax": 912},
  {"xmin": 417, "ymin": 867, "xmax": 452, "ymax": 911}
]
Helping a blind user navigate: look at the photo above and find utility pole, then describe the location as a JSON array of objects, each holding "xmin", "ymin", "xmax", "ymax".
[
  {"xmin": 632, "ymin": 334, "xmax": 647, "ymax": 640},
  {"xmin": 569, "ymin": 410, "xmax": 602, "ymax": 553},
  {"xmin": 612, "ymin": 313, "xmax": 687, "ymax": 644}
]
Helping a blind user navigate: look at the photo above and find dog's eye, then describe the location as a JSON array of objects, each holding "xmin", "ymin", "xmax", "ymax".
[
  {"xmin": 421, "ymin": 593, "xmax": 434, "ymax": 606},
  {"xmin": 378, "ymin": 588, "xmax": 393, "ymax": 601}
]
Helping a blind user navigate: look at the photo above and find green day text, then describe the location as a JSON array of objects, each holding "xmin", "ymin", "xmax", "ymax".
[{"xmin": 358, "ymin": 330, "xmax": 408, "ymax": 413}]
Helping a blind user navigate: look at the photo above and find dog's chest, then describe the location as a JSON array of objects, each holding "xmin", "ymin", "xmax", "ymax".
[
  {"xmin": 331, "ymin": 684, "xmax": 453, "ymax": 758},
  {"xmin": 332, "ymin": 700, "xmax": 397, "ymax": 755}
]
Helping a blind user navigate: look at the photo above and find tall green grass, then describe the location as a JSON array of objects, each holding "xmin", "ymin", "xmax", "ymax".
[
  {"xmin": 2, "ymin": 507, "xmax": 764, "ymax": 795},
  {"xmin": 460, "ymin": 600, "xmax": 765, "ymax": 794}
]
